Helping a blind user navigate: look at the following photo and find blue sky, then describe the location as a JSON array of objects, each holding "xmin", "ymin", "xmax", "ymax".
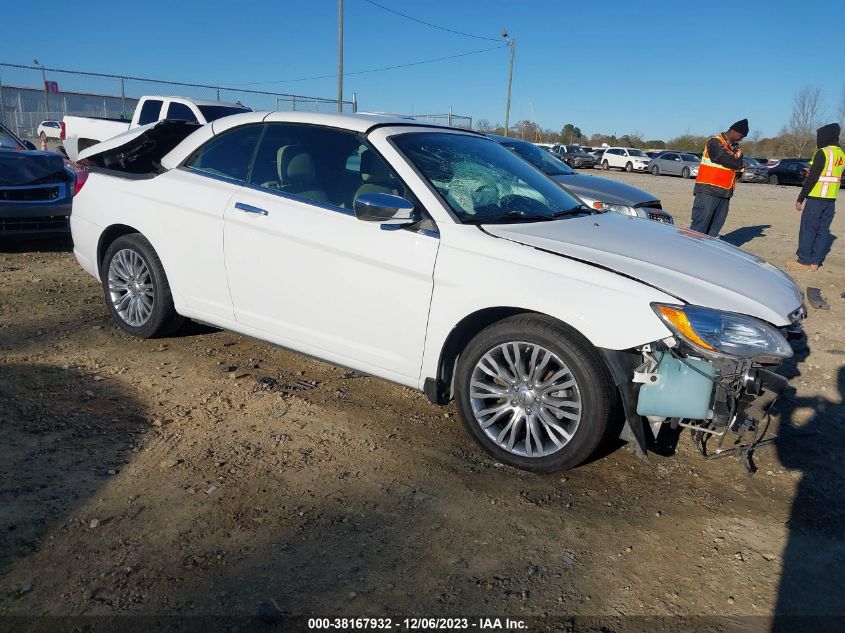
[{"xmin": 1, "ymin": 0, "xmax": 841, "ymax": 139}]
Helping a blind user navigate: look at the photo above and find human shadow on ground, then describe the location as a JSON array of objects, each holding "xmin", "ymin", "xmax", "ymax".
[
  {"xmin": 720, "ymin": 224, "xmax": 771, "ymax": 248},
  {"xmin": 772, "ymin": 334, "xmax": 845, "ymax": 631},
  {"xmin": 0, "ymin": 363, "xmax": 148, "ymax": 582}
]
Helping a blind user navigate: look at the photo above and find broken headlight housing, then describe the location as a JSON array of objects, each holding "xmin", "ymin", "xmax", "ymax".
[{"xmin": 652, "ymin": 304, "xmax": 793, "ymax": 360}]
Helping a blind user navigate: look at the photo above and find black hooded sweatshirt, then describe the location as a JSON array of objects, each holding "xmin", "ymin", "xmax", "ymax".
[{"xmin": 798, "ymin": 123, "xmax": 842, "ymax": 203}]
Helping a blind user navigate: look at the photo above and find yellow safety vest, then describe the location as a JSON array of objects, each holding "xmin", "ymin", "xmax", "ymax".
[{"xmin": 808, "ymin": 145, "xmax": 845, "ymax": 199}]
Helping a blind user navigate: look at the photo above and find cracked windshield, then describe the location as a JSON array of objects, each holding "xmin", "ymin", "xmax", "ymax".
[{"xmin": 393, "ymin": 133, "xmax": 589, "ymax": 223}]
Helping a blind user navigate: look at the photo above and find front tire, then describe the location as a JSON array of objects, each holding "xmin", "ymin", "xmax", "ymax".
[
  {"xmin": 769, "ymin": 174, "xmax": 780, "ymax": 185},
  {"xmin": 455, "ymin": 315, "xmax": 615, "ymax": 472},
  {"xmin": 625, "ymin": 162, "xmax": 633, "ymax": 172},
  {"xmin": 39, "ymin": 132, "xmax": 47, "ymax": 141},
  {"xmin": 651, "ymin": 165, "xmax": 660, "ymax": 176},
  {"xmin": 681, "ymin": 167, "xmax": 690, "ymax": 179},
  {"xmin": 100, "ymin": 233, "xmax": 184, "ymax": 338},
  {"xmin": 601, "ymin": 160, "xmax": 609, "ymax": 171}
]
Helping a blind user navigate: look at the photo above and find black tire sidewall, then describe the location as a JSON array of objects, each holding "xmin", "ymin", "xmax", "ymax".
[
  {"xmin": 100, "ymin": 234, "xmax": 179, "ymax": 339},
  {"xmin": 625, "ymin": 162, "xmax": 633, "ymax": 172},
  {"xmin": 455, "ymin": 316, "xmax": 614, "ymax": 472}
]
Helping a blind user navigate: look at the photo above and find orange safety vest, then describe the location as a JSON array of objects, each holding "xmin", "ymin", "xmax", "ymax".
[{"xmin": 695, "ymin": 134, "xmax": 739, "ymax": 191}]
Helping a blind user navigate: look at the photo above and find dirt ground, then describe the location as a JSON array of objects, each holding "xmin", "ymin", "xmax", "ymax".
[{"xmin": 1, "ymin": 170, "xmax": 843, "ymax": 632}]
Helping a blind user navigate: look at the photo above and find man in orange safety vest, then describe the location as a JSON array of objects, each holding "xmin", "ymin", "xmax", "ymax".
[{"xmin": 690, "ymin": 118, "xmax": 748, "ymax": 236}]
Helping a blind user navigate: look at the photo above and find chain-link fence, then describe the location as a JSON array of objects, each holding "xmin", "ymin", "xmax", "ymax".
[
  {"xmin": 0, "ymin": 62, "xmax": 474, "ymax": 143},
  {"xmin": 407, "ymin": 111, "xmax": 472, "ymax": 129},
  {"xmin": 0, "ymin": 62, "xmax": 358, "ymax": 141}
]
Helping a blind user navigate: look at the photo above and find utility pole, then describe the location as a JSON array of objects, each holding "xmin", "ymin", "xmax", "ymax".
[
  {"xmin": 337, "ymin": 0, "xmax": 344, "ymax": 112},
  {"xmin": 501, "ymin": 30, "xmax": 515, "ymax": 137},
  {"xmin": 34, "ymin": 59, "xmax": 48, "ymax": 117}
]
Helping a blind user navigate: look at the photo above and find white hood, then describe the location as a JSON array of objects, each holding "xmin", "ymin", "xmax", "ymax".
[{"xmin": 484, "ymin": 213, "xmax": 802, "ymax": 327}]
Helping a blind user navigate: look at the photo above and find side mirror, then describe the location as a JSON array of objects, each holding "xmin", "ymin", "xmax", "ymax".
[{"xmin": 353, "ymin": 193, "xmax": 416, "ymax": 225}]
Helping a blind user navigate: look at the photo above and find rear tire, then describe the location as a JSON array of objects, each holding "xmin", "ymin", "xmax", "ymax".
[
  {"xmin": 625, "ymin": 162, "xmax": 633, "ymax": 172},
  {"xmin": 100, "ymin": 233, "xmax": 184, "ymax": 339},
  {"xmin": 769, "ymin": 174, "xmax": 780, "ymax": 185},
  {"xmin": 651, "ymin": 165, "xmax": 660, "ymax": 176},
  {"xmin": 454, "ymin": 315, "xmax": 615, "ymax": 472}
]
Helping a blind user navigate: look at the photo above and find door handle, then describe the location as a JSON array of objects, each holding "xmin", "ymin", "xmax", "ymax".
[{"xmin": 235, "ymin": 202, "xmax": 268, "ymax": 216}]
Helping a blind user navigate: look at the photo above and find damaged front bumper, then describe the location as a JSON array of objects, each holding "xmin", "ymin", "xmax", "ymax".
[{"xmin": 602, "ymin": 340, "xmax": 793, "ymax": 473}]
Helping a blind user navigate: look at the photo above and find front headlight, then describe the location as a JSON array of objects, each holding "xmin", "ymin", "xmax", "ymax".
[
  {"xmin": 592, "ymin": 201, "xmax": 639, "ymax": 217},
  {"xmin": 653, "ymin": 304, "xmax": 793, "ymax": 359}
]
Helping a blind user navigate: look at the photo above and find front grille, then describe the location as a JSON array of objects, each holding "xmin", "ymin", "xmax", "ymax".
[
  {"xmin": 0, "ymin": 185, "xmax": 61, "ymax": 202},
  {"xmin": 0, "ymin": 215, "xmax": 70, "ymax": 233},
  {"xmin": 647, "ymin": 212, "xmax": 674, "ymax": 224}
]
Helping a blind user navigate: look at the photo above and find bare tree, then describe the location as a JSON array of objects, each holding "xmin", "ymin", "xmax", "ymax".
[
  {"xmin": 784, "ymin": 86, "xmax": 825, "ymax": 156},
  {"xmin": 475, "ymin": 118, "xmax": 493, "ymax": 133}
]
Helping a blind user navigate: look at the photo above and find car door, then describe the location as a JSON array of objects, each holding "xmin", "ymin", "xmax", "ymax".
[
  {"xmin": 668, "ymin": 153, "xmax": 682, "ymax": 175},
  {"xmin": 163, "ymin": 123, "xmax": 263, "ymax": 321},
  {"xmin": 223, "ymin": 122, "xmax": 440, "ymax": 382}
]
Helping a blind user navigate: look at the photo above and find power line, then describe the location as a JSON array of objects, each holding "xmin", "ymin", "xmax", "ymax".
[
  {"xmin": 226, "ymin": 45, "xmax": 508, "ymax": 86},
  {"xmin": 360, "ymin": 0, "xmax": 501, "ymax": 42}
]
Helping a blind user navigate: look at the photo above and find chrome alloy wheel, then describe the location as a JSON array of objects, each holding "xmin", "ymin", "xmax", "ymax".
[
  {"xmin": 107, "ymin": 248, "xmax": 154, "ymax": 327},
  {"xmin": 469, "ymin": 341, "xmax": 582, "ymax": 458}
]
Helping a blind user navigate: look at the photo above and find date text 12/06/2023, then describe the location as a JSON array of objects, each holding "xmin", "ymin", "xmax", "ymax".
[{"xmin": 307, "ymin": 617, "xmax": 528, "ymax": 630}]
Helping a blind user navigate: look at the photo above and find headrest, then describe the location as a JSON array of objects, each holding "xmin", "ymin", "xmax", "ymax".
[
  {"xmin": 360, "ymin": 149, "xmax": 392, "ymax": 182},
  {"xmin": 279, "ymin": 146, "xmax": 315, "ymax": 183}
]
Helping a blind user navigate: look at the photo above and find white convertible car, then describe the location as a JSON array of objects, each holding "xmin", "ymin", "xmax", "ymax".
[{"xmin": 71, "ymin": 112, "xmax": 804, "ymax": 472}]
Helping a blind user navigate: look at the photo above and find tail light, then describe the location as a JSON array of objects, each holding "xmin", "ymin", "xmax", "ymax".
[
  {"xmin": 72, "ymin": 171, "xmax": 89, "ymax": 196},
  {"xmin": 60, "ymin": 121, "xmax": 66, "ymax": 141}
]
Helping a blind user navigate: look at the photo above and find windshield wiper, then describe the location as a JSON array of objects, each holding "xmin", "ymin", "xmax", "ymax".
[
  {"xmin": 464, "ymin": 210, "xmax": 552, "ymax": 224},
  {"xmin": 551, "ymin": 205, "xmax": 594, "ymax": 217}
]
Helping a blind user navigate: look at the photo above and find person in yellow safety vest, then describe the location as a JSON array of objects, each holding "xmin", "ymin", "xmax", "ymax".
[
  {"xmin": 690, "ymin": 119, "xmax": 748, "ymax": 236},
  {"xmin": 787, "ymin": 123, "xmax": 844, "ymax": 272}
]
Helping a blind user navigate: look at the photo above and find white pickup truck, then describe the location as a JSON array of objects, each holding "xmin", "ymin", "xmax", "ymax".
[{"xmin": 61, "ymin": 95, "xmax": 252, "ymax": 161}]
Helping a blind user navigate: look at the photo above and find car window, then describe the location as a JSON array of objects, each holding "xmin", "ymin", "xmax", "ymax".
[
  {"xmin": 137, "ymin": 99, "xmax": 163, "ymax": 125},
  {"xmin": 184, "ymin": 125, "xmax": 262, "ymax": 182},
  {"xmin": 247, "ymin": 123, "xmax": 406, "ymax": 210},
  {"xmin": 166, "ymin": 102, "xmax": 199, "ymax": 124},
  {"xmin": 681, "ymin": 154, "xmax": 700, "ymax": 162},
  {"xmin": 661, "ymin": 153, "xmax": 675, "ymax": 161},
  {"xmin": 628, "ymin": 149, "xmax": 647, "ymax": 157},
  {"xmin": 393, "ymin": 132, "xmax": 585, "ymax": 224},
  {"xmin": 197, "ymin": 105, "xmax": 252, "ymax": 122},
  {"xmin": 0, "ymin": 125, "xmax": 22, "ymax": 149},
  {"xmin": 500, "ymin": 139, "xmax": 575, "ymax": 176}
]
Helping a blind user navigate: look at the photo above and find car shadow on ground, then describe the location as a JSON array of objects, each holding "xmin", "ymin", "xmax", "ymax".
[
  {"xmin": 720, "ymin": 224, "xmax": 771, "ymax": 248},
  {"xmin": 0, "ymin": 236, "xmax": 73, "ymax": 254},
  {"xmin": 771, "ymin": 333, "xmax": 845, "ymax": 631},
  {"xmin": 0, "ymin": 363, "xmax": 148, "ymax": 591}
]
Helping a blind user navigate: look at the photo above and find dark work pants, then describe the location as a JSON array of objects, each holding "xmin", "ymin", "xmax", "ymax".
[
  {"xmin": 796, "ymin": 197, "xmax": 836, "ymax": 265},
  {"xmin": 690, "ymin": 193, "xmax": 731, "ymax": 237}
]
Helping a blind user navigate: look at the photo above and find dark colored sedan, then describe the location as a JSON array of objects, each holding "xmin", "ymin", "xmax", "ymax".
[
  {"xmin": 763, "ymin": 158, "xmax": 811, "ymax": 186},
  {"xmin": 490, "ymin": 135, "xmax": 674, "ymax": 224},
  {"xmin": 552, "ymin": 144, "xmax": 598, "ymax": 168},
  {"xmin": 0, "ymin": 122, "xmax": 79, "ymax": 239}
]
